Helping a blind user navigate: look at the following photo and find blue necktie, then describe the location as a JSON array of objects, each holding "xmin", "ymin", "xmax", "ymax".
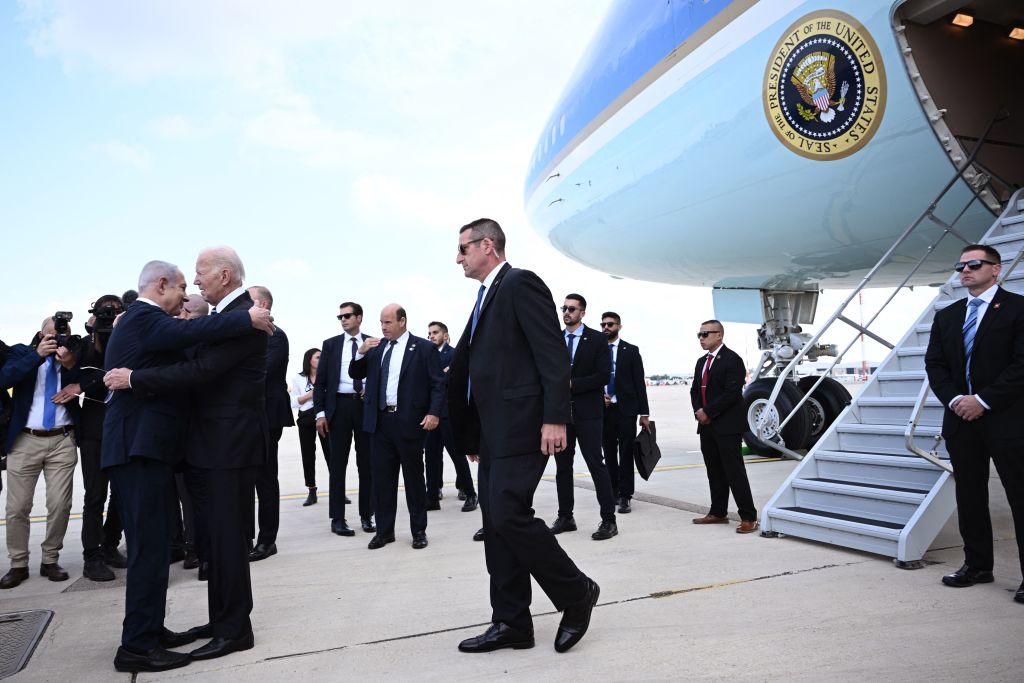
[
  {"xmin": 378, "ymin": 340, "xmax": 397, "ymax": 411},
  {"xmin": 43, "ymin": 357, "xmax": 58, "ymax": 429},
  {"xmin": 566, "ymin": 332, "xmax": 577, "ymax": 363},
  {"xmin": 607, "ymin": 343, "xmax": 616, "ymax": 398},
  {"xmin": 467, "ymin": 285, "xmax": 485, "ymax": 401},
  {"xmin": 963, "ymin": 298, "xmax": 983, "ymax": 393},
  {"xmin": 350, "ymin": 337, "xmax": 363, "ymax": 394}
]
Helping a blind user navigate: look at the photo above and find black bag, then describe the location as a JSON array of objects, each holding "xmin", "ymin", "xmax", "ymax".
[{"xmin": 633, "ymin": 421, "xmax": 661, "ymax": 480}]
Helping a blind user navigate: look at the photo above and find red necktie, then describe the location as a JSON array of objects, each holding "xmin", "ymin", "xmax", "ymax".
[{"xmin": 701, "ymin": 353, "xmax": 714, "ymax": 406}]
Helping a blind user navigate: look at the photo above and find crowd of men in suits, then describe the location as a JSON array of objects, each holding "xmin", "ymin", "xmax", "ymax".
[{"xmin": 1, "ymin": 230, "xmax": 1021, "ymax": 672}]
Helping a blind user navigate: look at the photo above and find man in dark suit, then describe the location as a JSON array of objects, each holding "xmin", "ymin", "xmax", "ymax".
[
  {"xmin": 449, "ymin": 218, "xmax": 598, "ymax": 654},
  {"xmin": 551, "ymin": 294, "xmax": 617, "ymax": 540},
  {"xmin": 99, "ymin": 259, "xmax": 271, "ymax": 672},
  {"xmin": 313, "ymin": 301, "xmax": 374, "ymax": 536},
  {"xmin": 424, "ymin": 321, "xmax": 477, "ymax": 511},
  {"xmin": 247, "ymin": 286, "xmax": 294, "ymax": 562},
  {"xmin": 600, "ymin": 312, "xmax": 651, "ymax": 514},
  {"xmin": 349, "ymin": 304, "xmax": 444, "ymax": 550},
  {"xmin": 925, "ymin": 243, "xmax": 1024, "ymax": 604},
  {"xmin": 689, "ymin": 320, "xmax": 758, "ymax": 533},
  {"xmin": 109, "ymin": 247, "xmax": 272, "ymax": 662}
]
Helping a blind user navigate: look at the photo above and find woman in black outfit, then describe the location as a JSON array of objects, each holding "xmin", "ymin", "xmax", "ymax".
[{"xmin": 291, "ymin": 348, "xmax": 331, "ymax": 506}]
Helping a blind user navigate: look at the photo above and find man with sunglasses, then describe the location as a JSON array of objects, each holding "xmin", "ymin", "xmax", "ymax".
[
  {"xmin": 690, "ymin": 320, "xmax": 758, "ymax": 533},
  {"xmin": 313, "ymin": 302, "xmax": 375, "ymax": 537},
  {"xmin": 925, "ymin": 244, "xmax": 1024, "ymax": 604},
  {"xmin": 550, "ymin": 294, "xmax": 618, "ymax": 540}
]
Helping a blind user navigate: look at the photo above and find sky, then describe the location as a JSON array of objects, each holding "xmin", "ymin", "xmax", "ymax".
[{"xmin": 0, "ymin": 0, "xmax": 938, "ymax": 377}]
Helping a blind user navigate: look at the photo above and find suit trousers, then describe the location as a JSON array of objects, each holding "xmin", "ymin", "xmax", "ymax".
[
  {"xmin": 108, "ymin": 457, "xmax": 174, "ymax": 653},
  {"xmin": 78, "ymin": 437, "xmax": 122, "ymax": 558},
  {"xmin": 170, "ymin": 472, "xmax": 195, "ymax": 553},
  {"xmin": 297, "ymin": 417, "xmax": 330, "ymax": 488},
  {"xmin": 699, "ymin": 430, "xmax": 756, "ymax": 521},
  {"xmin": 253, "ymin": 425, "xmax": 283, "ymax": 545},
  {"xmin": 182, "ymin": 465, "xmax": 209, "ymax": 562},
  {"xmin": 554, "ymin": 417, "xmax": 617, "ymax": 523},
  {"xmin": 4, "ymin": 432, "xmax": 77, "ymax": 567},
  {"xmin": 424, "ymin": 416, "xmax": 476, "ymax": 499},
  {"xmin": 603, "ymin": 404, "xmax": 638, "ymax": 499},
  {"xmin": 946, "ymin": 423, "xmax": 1024, "ymax": 573},
  {"xmin": 328, "ymin": 395, "xmax": 373, "ymax": 521},
  {"xmin": 478, "ymin": 437, "xmax": 588, "ymax": 633},
  {"xmin": 371, "ymin": 412, "xmax": 428, "ymax": 537},
  {"xmin": 201, "ymin": 466, "xmax": 258, "ymax": 639}
]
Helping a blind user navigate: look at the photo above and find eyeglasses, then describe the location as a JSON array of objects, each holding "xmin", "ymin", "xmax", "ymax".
[
  {"xmin": 561, "ymin": 306, "xmax": 581, "ymax": 313},
  {"xmin": 337, "ymin": 312, "xmax": 356, "ymax": 320},
  {"xmin": 600, "ymin": 321, "xmax": 618, "ymax": 328},
  {"xmin": 457, "ymin": 238, "xmax": 485, "ymax": 255},
  {"xmin": 954, "ymin": 259, "xmax": 997, "ymax": 272},
  {"xmin": 697, "ymin": 330, "xmax": 721, "ymax": 339}
]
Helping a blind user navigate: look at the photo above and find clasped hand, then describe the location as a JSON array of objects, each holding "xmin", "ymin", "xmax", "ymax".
[{"xmin": 953, "ymin": 395, "xmax": 985, "ymax": 421}]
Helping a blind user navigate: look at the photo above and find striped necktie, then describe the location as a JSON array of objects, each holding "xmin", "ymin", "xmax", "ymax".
[{"xmin": 963, "ymin": 298, "xmax": 983, "ymax": 393}]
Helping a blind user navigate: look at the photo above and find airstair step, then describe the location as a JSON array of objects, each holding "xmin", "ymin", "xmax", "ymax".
[
  {"xmin": 802, "ymin": 477, "xmax": 928, "ymax": 495},
  {"xmin": 814, "ymin": 450, "xmax": 946, "ymax": 489},
  {"xmin": 985, "ymin": 232, "xmax": 1024, "ymax": 247},
  {"xmin": 875, "ymin": 370, "xmax": 928, "ymax": 396},
  {"xmin": 1001, "ymin": 213, "xmax": 1024, "ymax": 227},
  {"xmin": 766, "ymin": 507, "xmax": 902, "ymax": 557},
  {"xmin": 912, "ymin": 322, "xmax": 933, "ymax": 345},
  {"xmin": 791, "ymin": 478, "xmax": 925, "ymax": 524},
  {"xmin": 835, "ymin": 422, "xmax": 944, "ymax": 455},
  {"xmin": 857, "ymin": 396, "xmax": 943, "ymax": 425},
  {"xmin": 895, "ymin": 345, "xmax": 927, "ymax": 371}
]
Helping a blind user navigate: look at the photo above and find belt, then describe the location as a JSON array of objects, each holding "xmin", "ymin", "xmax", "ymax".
[
  {"xmin": 336, "ymin": 392, "xmax": 361, "ymax": 400},
  {"xmin": 381, "ymin": 405, "xmax": 398, "ymax": 413},
  {"xmin": 22, "ymin": 426, "xmax": 74, "ymax": 437}
]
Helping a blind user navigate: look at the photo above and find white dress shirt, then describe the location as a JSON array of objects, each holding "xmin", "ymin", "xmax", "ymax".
[
  {"xmin": 336, "ymin": 333, "xmax": 363, "ymax": 394},
  {"xmin": 211, "ymin": 285, "xmax": 247, "ymax": 314},
  {"xmin": 24, "ymin": 357, "xmax": 71, "ymax": 429},
  {"xmin": 291, "ymin": 373, "xmax": 315, "ymax": 412},
  {"xmin": 382, "ymin": 330, "xmax": 410, "ymax": 407},
  {"xmin": 951, "ymin": 284, "xmax": 998, "ymax": 410}
]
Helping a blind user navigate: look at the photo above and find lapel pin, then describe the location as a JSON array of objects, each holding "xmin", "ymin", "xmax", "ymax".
[{"xmin": 993, "ymin": 303, "xmax": 1001, "ymax": 310}]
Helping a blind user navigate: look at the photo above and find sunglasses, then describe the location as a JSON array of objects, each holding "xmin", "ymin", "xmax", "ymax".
[
  {"xmin": 457, "ymin": 238, "xmax": 485, "ymax": 255},
  {"xmin": 954, "ymin": 259, "xmax": 997, "ymax": 272},
  {"xmin": 600, "ymin": 321, "xmax": 618, "ymax": 328},
  {"xmin": 337, "ymin": 312, "xmax": 356, "ymax": 320},
  {"xmin": 697, "ymin": 331, "xmax": 720, "ymax": 339},
  {"xmin": 561, "ymin": 306, "xmax": 581, "ymax": 313}
]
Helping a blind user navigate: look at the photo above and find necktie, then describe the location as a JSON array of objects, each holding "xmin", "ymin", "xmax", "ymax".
[
  {"xmin": 350, "ymin": 337, "xmax": 363, "ymax": 394},
  {"xmin": 566, "ymin": 332, "xmax": 576, "ymax": 363},
  {"xmin": 963, "ymin": 298, "xmax": 983, "ymax": 393},
  {"xmin": 378, "ymin": 340, "xmax": 397, "ymax": 411},
  {"xmin": 470, "ymin": 285, "xmax": 485, "ymax": 341},
  {"xmin": 701, "ymin": 353, "xmax": 714, "ymax": 406},
  {"xmin": 607, "ymin": 343, "xmax": 616, "ymax": 398},
  {"xmin": 42, "ymin": 357, "xmax": 58, "ymax": 429},
  {"xmin": 210, "ymin": 307, "xmax": 217, "ymax": 315}
]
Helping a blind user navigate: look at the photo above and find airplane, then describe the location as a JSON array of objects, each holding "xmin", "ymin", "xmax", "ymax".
[{"xmin": 524, "ymin": 0, "xmax": 1022, "ymax": 453}]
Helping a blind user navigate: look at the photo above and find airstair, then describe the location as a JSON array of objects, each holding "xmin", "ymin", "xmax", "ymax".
[{"xmin": 761, "ymin": 185, "xmax": 1024, "ymax": 566}]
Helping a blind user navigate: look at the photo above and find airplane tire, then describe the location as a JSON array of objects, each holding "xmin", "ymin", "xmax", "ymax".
[
  {"xmin": 742, "ymin": 378, "xmax": 812, "ymax": 456},
  {"xmin": 797, "ymin": 376, "xmax": 852, "ymax": 447}
]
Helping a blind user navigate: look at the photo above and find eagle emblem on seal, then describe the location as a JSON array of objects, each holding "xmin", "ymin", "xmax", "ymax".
[{"xmin": 791, "ymin": 52, "xmax": 849, "ymax": 123}]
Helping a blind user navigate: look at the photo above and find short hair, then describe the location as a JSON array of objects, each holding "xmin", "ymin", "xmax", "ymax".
[
  {"xmin": 396, "ymin": 306, "xmax": 408, "ymax": 322},
  {"xmin": 301, "ymin": 347, "xmax": 321, "ymax": 377},
  {"xmin": 249, "ymin": 285, "xmax": 273, "ymax": 309},
  {"xmin": 601, "ymin": 311, "xmax": 621, "ymax": 324},
  {"xmin": 701, "ymin": 319, "xmax": 724, "ymax": 332},
  {"xmin": 460, "ymin": 218, "xmax": 506, "ymax": 254},
  {"xmin": 565, "ymin": 293, "xmax": 587, "ymax": 310},
  {"xmin": 961, "ymin": 244, "xmax": 1001, "ymax": 263},
  {"xmin": 202, "ymin": 246, "xmax": 246, "ymax": 286},
  {"xmin": 339, "ymin": 301, "xmax": 363, "ymax": 316},
  {"xmin": 138, "ymin": 260, "xmax": 180, "ymax": 290},
  {"xmin": 90, "ymin": 294, "xmax": 123, "ymax": 313},
  {"xmin": 428, "ymin": 321, "xmax": 448, "ymax": 333}
]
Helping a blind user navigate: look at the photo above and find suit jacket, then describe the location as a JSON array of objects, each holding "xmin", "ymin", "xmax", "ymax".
[
  {"xmin": 349, "ymin": 333, "xmax": 444, "ymax": 439},
  {"xmin": 609, "ymin": 338, "xmax": 650, "ymax": 417},
  {"xmin": 689, "ymin": 344, "xmax": 746, "ymax": 435},
  {"xmin": 925, "ymin": 286, "xmax": 1024, "ymax": 439},
  {"xmin": 1, "ymin": 343, "xmax": 81, "ymax": 453},
  {"xmin": 264, "ymin": 326, "xmax": 295, "ymax": 430},
  {"xmin": 436, "ymin": 343, "xmax": 454, "ymax": 419},
  {"xmin": 313, "ymin": 332, "xmax": 368, "ymax": 421},
  {"xmin": 448, "ymin": 264, "xmax": 571, "ymax": 457},
  {"xmin": 127, "ymin": 293, "xmax": 270, "ymax": 470},
  {"xmin": 100, "ymin": 300, "xmax": 252, "ymax": 469},
  {"xmin": 566, "ymin": 325, "xmax": 611, "ymax": 421}
]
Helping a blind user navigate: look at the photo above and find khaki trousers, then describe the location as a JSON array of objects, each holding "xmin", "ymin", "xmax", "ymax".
[{"xmin": 4, "ymin": 431, "xmax": 78, "ymax": 567}]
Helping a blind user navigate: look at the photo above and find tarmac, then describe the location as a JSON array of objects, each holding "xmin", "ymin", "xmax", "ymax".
[{"xmin": 0, "ymin": 384, "xmax": 1020, "ymax": 682}]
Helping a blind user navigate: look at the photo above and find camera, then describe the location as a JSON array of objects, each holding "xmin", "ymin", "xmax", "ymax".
[{"xmin": 52, "ymin": 311, "xmax": 82, "ymax": 354}]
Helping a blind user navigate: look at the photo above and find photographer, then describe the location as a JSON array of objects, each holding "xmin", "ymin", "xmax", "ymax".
[
  {"xmin": 59, "ymin": 296, "xmax": 128, "ymax": 581},
  {"xmin": 0, "ymin": 315, "xmax": 81, "ymax": 589}
]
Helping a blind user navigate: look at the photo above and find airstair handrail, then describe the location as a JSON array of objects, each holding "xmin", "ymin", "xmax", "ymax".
[{"xmin": 754, "ymin": 108, "xmax": 1010, "ymax": 455}]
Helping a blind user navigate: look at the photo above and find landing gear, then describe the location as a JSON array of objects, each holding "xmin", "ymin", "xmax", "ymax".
[
  {"xmin": 742, "ymin": 378, "xmax": 811, "ymax": 456},
  {"xmin": 796, "ymin": 376, "xmax": 852, "ymax": 448}
]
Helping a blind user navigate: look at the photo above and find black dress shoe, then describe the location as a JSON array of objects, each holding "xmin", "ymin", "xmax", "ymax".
[
  {"xmin": 473, "ymin": 528, "xmax": 485, "ymax": 542},
  {"xmin": 332, "ymin": 519, "xmax": 355, "ymax": 536},
  {"xmin": 303, "ymin": 488, "xmax": 318, "ymax": 506},
  {"xmin": 186, "ymin": 623, "xmax": 213, "ymax": 640},
  {"xmin": 461, "ymin": 495, "xmax": 478, "ymax": 512},
  {"xmin": 102, "ymin": 545, "xmax": 129, "ymax": 568},
  {"xmin": 457, "ymin": 489, "xmax": 468, "ymax": 501},
  {"xmin": 40, "ymin": 562, "xmax": 69, "ymax": 582},
  {"xmin": 361, "ymin": 517, "xmax": 376, "ymax": 533},
  {"xmin": 345, "ymin": 495, "xmax": 352, "ymax": 504},
  {"xmin": 183, "ymin": 550, "xmax": 200, "ymax": 570},
  {"xmin": 549, "ymin": 516, "xmax": 577, "ymax": 534},
  {"xmin": 555, "ymin": 578, "xmax": 600, "ymax": 653},
  {"xmin": 458, "ymin": 622, "xmax": 535, "ymax": 653},
  {"xmin": 190, "ymin": 632, "xmax": 255, "ymax": 661},
  {"xmin": 368, "ymin": 534, "xmax": 396, "ymax": 550},
  {"xmin": 248, "ymin": 543, "xmax": 277, "ymax": 562},
  {"xmin": 83, "ymin": 557, "xmax": 115, "ymax": 581},
  {"xmin": 412, "ymin": 532, "xmax": 428, "ymax": 549},
  {"xmin": 941, "ymin": 564, "xmax": 994, "ymax": 588},
  {"xmin": 591, "ymin": 521, "xmax": 618, "ymax": 541},
  {"xmin": 197, "ymin": 562, "xmax": 209, "ymax": 582},
  {"xmin": 0, "ymin": 567, "xmax": 29, "ymax": 589},
  {"xmin": 426, "ymin": 499, "xmax": 441, "ymax": 511},
  {"xmin": 160, "ymin": 627, "xmax": 198, "ymax": 649},
  {"xmin": 617, "ymin": 497, "xmax": 631, "ymax": 514},
  {"xmin": 114, "ymin": 646, "xmax": 191, "ymax": 673},
  {"xmin": 1015, "ymin": 582, "xmax": 1024, "ymax": 604}
]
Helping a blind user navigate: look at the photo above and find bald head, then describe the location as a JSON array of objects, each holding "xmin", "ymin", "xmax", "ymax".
[
  {"xmin": 179, "ymin": 294, "xmax": 209, "ymax": 320},
  {"xmin": 379, "ymin": 303, "xmax": 408, "ymax": 341}
]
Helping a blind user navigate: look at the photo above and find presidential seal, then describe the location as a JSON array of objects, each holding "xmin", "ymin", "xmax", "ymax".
[{"xmin": 763, "ymin": 11, "xmax": 886, "ymax": 160}]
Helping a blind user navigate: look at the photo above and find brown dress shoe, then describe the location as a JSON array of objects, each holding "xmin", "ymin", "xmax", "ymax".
[
  {"xmin": 0, "ymin": 567, "xmax": 29, "ymax": 589},
  {"xmin": 736, "ymin": 520, "xmax": 759, "ymax": 534},
  {"xmin": 692, "ymin": 514, "xmax": 729, "ymax": 524}
]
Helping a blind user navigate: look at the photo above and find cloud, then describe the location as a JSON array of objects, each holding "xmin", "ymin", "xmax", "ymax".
[{"xmin": 91, "ymin": 141, "xmax": 152, "ymax": 170}]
